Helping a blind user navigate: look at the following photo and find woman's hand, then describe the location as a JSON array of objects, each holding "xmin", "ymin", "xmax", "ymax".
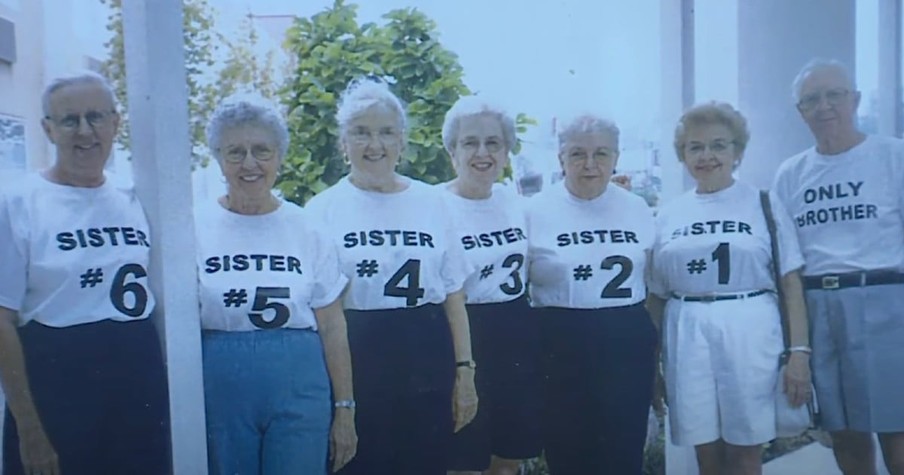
[
  {"xmin": 452, "ymin": 368, "xmax": 478, "ymax": 432},
  {"xmin": 652, "ymin": 368, "xmax": 667, "ymax": 417},
  {"xmin": 784, "ymin": 352, "xmax": 812, "ymax": 408},
  {"xmin": 329, "ymin": 409, "xmax": 358, "ymax": 473},
  {"xmin": 18, "ymin": 422, "xmax": 60, "ymax": 475}
]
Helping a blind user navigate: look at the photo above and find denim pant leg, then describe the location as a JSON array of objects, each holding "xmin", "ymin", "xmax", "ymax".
[
  {"xmin": 203, "ymin": 331, "xmax": 265, "ymax": 475},
  {"xmin": 260, "ymin": 330, "xmax": 332, "ymax": 475}
]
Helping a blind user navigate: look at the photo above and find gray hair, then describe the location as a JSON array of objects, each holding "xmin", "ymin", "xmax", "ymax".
[
  {"xmin": 206, "ymin": 93, "xmax": 290, "ymax": 160},
  {"xmin": 557, "ymin": 114, "xmax": 620, "ymax": 154},
  {"xmin": 335, "ymin": 78, "xmax": 407, "ymax": 138},
  {"xmin": 42, "ymin": 71, "xmax": 117, "ymax": 116},
  {"xmin": 442, "ymin": 96, "xmax": 516, "ymax": 153},
  {"xmin": 674, "ymin": 101, "xmax": 750, "ymax": 162},
  {"xmin": 791, "ymin": 58, "xmax": 856, "ymax": 102}
]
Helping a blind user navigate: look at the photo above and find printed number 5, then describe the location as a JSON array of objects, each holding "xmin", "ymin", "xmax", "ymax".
[
  {"xmin": 601, "ymin": 255, "xmax": 633, "ymax": 299},
  {"xmin": 249, "ymin": 287, "xmax": 291, "ymax": 329}
]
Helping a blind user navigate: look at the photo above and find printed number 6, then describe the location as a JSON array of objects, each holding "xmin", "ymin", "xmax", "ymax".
[
  {"xmin": 110, "ymin": 263, "xmax": 149, "ymax": 318},
  {"xmin": 249, "ymin": 287, "xmax": 291, "ymax": 329}
]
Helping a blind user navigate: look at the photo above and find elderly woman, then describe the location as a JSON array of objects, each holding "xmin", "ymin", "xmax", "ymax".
[
  {"xmin": 527, "ymin": 114, "xmax": 657, "ymax": 474},
  {"xmin": 304, "ymin": 78, "xmax": 478, "ymax": 475},
  {"xmin": 440, "ymin": 97, "xmax": 542, "ymax": 475},
  {"xmin": 648, "ymin": 101, "xmax": 811, "ymax": 475},
  {"xmin": 0, "ymin": 72, "xmax": 169, "ymax": 474},
  {"xmin": 196, "ymin": 94, "xmax": 357, "ymax": 475}
]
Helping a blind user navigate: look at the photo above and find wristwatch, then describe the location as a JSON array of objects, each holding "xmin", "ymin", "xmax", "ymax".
[{"xmin": 456, "ymin": 360, "xmax": 477, "ymax": 370}]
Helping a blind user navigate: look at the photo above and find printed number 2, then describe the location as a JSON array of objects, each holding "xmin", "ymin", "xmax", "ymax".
[
  {"xmin": 500, "ymin": 253, "xmax": 525, "ymax": 296},
  {"xmin": 384, "ymin": 259, "xmax": 426, "ymax": 307},
  {"xmin": 601, "ymin": 255, "xmax": 633, "ymax": 299},
  {"xmin": 110, "ymin": 263, "xmax": 149, "ymax": 317},
  {"xmin": 249, "ymin": 287, "xmax": 291, "ymax": 329},
  {"xmin": 712, "ymin": 242, "xmax": 731, "ymax": 285}
]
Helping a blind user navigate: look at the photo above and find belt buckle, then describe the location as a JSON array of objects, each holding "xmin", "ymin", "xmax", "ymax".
[
  {"xmin": 698, "ymin": 295, "xmax": 718, "ymax": 303},
  {"xmin": 821, "ymin": 275, "xmax": 840, "ymax": 290}
]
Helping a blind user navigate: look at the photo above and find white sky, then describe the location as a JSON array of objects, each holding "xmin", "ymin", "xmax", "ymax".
[{"xmin": 68, "ymin": 0, "xmax": 883, "ymax": 172}]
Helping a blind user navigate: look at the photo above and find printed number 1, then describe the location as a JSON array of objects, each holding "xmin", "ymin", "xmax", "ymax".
[{"xmin": 712, "ymin": 242, "xmax": 731, "ymax": 285}]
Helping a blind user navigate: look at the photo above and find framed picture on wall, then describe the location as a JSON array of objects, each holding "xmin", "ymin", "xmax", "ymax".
[{"xmin": 0, "ymin": 113, "xmax": 27, "ymax": 172}]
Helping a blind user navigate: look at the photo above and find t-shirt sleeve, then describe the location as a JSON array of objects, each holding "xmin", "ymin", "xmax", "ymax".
[
  {"xmin": 769, "ymin": 190, "xmax": 805, "ymax": 276},
  {"xmin": 308, "ymin": 226, "xmax": 349, "ymax": 310},
  {"xmin": 439, "ymin": 200, "xmax": 473, "ymax": 295},
  {"xmin": 0, "ymin": 192, "xmax": 27, "ymax": 311},
  {"xmin": 646, "ymin": 209, "xmax": 670, "ymax": 298}
]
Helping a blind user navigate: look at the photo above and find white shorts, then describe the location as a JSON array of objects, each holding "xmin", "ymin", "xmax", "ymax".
[{"xmin": 664, "ymin": 292, "xmax": 784, "ymax": 446}]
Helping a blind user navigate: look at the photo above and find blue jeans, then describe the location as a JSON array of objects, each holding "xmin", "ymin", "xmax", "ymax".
[{"xmin": 203, "ymin": 328, "xmax": 331, "ymax": 475}]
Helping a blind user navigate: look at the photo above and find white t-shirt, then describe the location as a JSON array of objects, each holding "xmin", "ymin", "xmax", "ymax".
[
  {"xmin": 194, "ymin": 200, "xmax": 347, "ymax": 331},
  {"xmin": 305, "ymin": 177, "xmax": 470, "ymax": 310},
  {"xmin": 0, "ymin": 173, "xmax": 156, "ymax": 327},
  {"xmin": 772, "ymin": 135, "xmax": 904, "ymax": 276},
  {"xmin": 650, "ymin": 181, "xmax": 804, "ymax": 297},
  {"xmin": 527, "ymin": 183, "xmax": 653, "ymax": 309},
  {"xmin": 441, "ymin": 183, "xmax": 528, "ymax": 304}
]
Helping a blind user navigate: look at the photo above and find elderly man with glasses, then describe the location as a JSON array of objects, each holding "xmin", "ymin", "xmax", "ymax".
[
  {"xmin": 0, "ymin": 71, "xmax": 170, "ymax": 475},
  {"xmin": 772, "ymin": 59, "xmax": 904, "ymax": 475}
]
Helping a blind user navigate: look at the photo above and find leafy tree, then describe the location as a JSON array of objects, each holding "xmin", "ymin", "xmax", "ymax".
[
  {"xmin": 215, "ymin": 14, "xmax": 284, "ymax": 101},
  {"xmin": 278, "ymin": 0, "xmax": 535, "ymax": 205},
  {"xmin": 100, "ymin": 0, "xmax": 220, "ymax": 165}
]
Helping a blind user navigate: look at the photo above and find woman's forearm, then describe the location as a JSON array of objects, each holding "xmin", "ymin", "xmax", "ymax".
[
  {"xmin": 0, "ymin": 307, "xmax": 42, "ymax": 430},
  {"xmin": 442, "ymin": 290, "xmax": 473, "ymax": 363},
  {"xmin": 314, "ymin": 301, "xmax": 354, "ymax": 402}
]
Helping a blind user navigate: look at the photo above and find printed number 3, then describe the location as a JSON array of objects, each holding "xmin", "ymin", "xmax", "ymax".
[
  {"xmin": 249, "ymin": 287, "xmax": 291, "ymax": 329},
  {"xmin": 500, "ymin": 253, "xmax": 525, "ymax": 296}
]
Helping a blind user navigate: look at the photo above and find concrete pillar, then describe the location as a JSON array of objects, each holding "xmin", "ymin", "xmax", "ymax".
[
  {"xmin": 661, "ymin": 1, "xmax": 701, "ymax": 474},
  {"xmin": 737, "ymin": 0, "xmax": 856, "ymax": 189},
  {"xmin": 120, "ymin": 1, "xmax": 208, "ymax": 473},
  {"xmin": 659, "ymin": 0, "xmax": 696, "ymax": 203},
  {"xmin": 878, "ymin": 0, "xmax": 903, "ymax": 137}
]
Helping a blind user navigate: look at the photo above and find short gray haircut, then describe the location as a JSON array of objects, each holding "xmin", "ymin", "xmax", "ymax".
[
  {"xmin": 206, "ymin": 93, "xmax": 290, "ymax": 160},
  {"xmin": 442, "ymin": 96, "xmax": 517, "ymax": 153},
  {"xmin": 791, "ymin": 58, "xmax": 856, "ymax": 102},
  {"xmin": 42, "ymin": 71, "xmax": 117, "ymax": 116},
  {"xmin": 674, "ymin": 101, "xmax": 749, "ymax": 162},
  {"xmin": 335, "ymin": 78, "xmax": 407, "ymax": 138},
  {"xmin": 557, "ymin": 114, "xmax": 620, "ymax": 154}
]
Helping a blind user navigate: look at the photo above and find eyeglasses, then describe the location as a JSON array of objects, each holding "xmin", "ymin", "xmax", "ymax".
[
  {"xmin": 458, "ymin": 137, "xmax": 504, "ymax": 154},
  {"xmin": 348, "ymin": 127, "xmax": 400, "ymax": 146},
  {"xmin": 684, "ymin": 139, "xmax": 735, "ymax": 157},
  {"xmin": 798, "ymin": 88, "xmax": 850, "ymax": 111},
  {"xmin": 564, "ymin": 148, "xmax": 615, "ymax": 164},
  {"xmin": 45, "ymin": 110, "xmax": 117, "ymax": 133},
  {"xmin": 221, "ymin": 144, "xmax": 277, "ymax": 163}
]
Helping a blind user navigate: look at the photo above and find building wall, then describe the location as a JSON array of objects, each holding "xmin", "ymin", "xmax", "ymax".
[{"xmin": 0, "ymin": 0, "xmax": 47, "ymax": 174}]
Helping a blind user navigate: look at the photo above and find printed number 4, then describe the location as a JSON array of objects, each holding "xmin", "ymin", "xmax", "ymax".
[
  {"xmin": 249, "ymin": 287, "xmax": 291, "ymax": 329},
  {"xmin": 601, "ymin": 256, "xmax": 633, "ymax": 299},
  {"xmin": 384, "ymin": 259, "xmax": 425, "ymax": 307}
]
